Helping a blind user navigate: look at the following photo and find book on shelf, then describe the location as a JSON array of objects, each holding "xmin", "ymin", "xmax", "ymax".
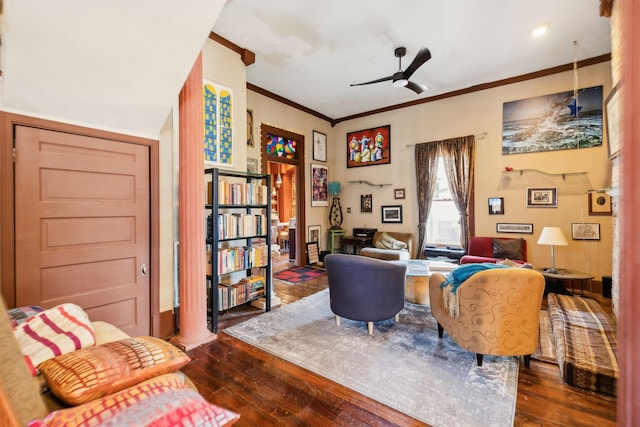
[{"xmin": 218, "ymin": 180, "xmax": 268, "ymax": 205}]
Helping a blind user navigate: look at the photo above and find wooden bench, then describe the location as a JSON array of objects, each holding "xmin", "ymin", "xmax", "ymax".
[{"xmin": 547, "ymin": 293, "xmax": 618, "ymax": 396}]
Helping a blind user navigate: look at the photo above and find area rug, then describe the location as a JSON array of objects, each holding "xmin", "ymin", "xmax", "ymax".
[
  {"xmin": 532, "ymin": 309, "xmax": 557, "ymax": 364},
  {"xmin": 273, "ymin": 266, "xmax": 325, "ymax": 284},
  {"xmin": 224, "ymin": 289, "xmax": 519, "ymax": 427}
]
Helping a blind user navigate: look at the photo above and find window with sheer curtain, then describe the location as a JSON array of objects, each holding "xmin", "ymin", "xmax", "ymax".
[
  {"xmin": 426, "ymin": 157, "xmax": 461, "ymax": 246},
  {"xmin": 414, "ymin": 135, "xmax": 475, "ymax": 258}
]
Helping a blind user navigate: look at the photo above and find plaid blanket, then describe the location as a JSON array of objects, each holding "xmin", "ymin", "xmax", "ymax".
[{"xmin": 547, "ymin": 293, "xmax": 618, "ymax": 396}]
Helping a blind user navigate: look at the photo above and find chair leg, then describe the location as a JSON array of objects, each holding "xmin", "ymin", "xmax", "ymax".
[
  {"xmin": 335, "ymin": 315, "xmax": 340, "ymax": 326},
  {"xmin": 523, "ymin": 354, "xmax": 531, "ymax": 368},
  {"xmin": 437, "ymin": 322, "xmax": 444, "ymax": 338},
  {"xmin": 476, "ymin": 354, "xmax": 483, "ymax": 366},
  {"xmin": 367, "ymin": 322, "xmax": 374, "ymax": 335}
]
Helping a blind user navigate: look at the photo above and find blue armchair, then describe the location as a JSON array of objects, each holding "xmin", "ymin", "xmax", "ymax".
[{"xmin": 324, "ymin": 254, "xmax": 407, "ymax": 335}]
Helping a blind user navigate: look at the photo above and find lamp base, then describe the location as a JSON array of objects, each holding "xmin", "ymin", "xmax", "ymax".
[{"xmin": 544, "ymin": 268, "xmax": 563, "ymax": 275}]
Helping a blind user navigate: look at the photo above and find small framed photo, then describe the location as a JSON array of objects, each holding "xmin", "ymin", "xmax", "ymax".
[
  {"xmin": 361, "ymin": 194, "xmax": 372, "ymax": 213},
  {"xmin": 526, "ymin": 187, "xmax": 557, "ymax": 208},
  {"xmin": 313, "ymin": 130, "xmax": 327, "ymax": 162},
  {"xmin": 306, "ymin": 241, "xmax": 320, "ymax": 265},
  {"xmin": 496, "ymin": 223, "xmax": 533, "ymax": 234},
  {"xmin": 381, "ymin": 205, "xmax": 403, "ymax": 223},
  {"xmin": 488, "ymin": 197, "xmax": 504, "ymax": 215},
  {"xmin": 588, "ymin": 192, "xmax": 612, "ymax": 215},
  {"xmin": 307, "ymin": 224, "xmax": 321, "ymax": 243},
  {"xmin": 394, "ymin": 188, "xmax": 406, "ymax": 199},
  {"xmin": 247, "ymin": 158, "xmax": 259, "ymax": 174},
  {"xmin": 571, "ymin": 223, "xmax": 601, "ymax": 241}
]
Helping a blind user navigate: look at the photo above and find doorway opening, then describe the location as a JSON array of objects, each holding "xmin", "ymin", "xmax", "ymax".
[{"xmin": 261, "ymin": 124, "xmax": 306, "ymax": 267}]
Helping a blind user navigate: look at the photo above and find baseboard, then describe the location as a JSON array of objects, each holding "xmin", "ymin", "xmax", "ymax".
[{"xmin": 156, "ymin": 309, "xmax": 176, "ymax": 339}]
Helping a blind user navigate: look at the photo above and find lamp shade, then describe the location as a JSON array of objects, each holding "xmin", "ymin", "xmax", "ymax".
[
  {"xmin": 328, "ymin": 181, "xmax": 341, "ymax": 197},
  {"xmin": 537, "ymin": 227, "xmax": 568, "ymax": 246}
]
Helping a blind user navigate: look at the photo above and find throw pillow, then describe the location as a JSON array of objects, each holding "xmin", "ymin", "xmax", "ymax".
[
  {"xmin": 7, "ymin": 305, "xmax": 43, "ymax": 328},
  {"xmin": 13, "ymin": 303, "xmax": 95, "ymax": 376},
  {"xmin": 38, "ymin": 336, "xmax": 191, "ymax": 405},
  {"xmin": 375, "ymin": 232, "xmax": 408, "ymax": 251},
  {"xmin": 492, "ymin": 238, "xmax": 524, "ymax": 260},
  {"xmin": 32, "ymin": 373, "xmax": 240, "ymax": 427}
]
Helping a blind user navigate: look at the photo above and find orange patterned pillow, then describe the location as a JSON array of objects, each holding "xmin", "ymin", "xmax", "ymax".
[
  {"xmin": 38, "ymin": 336, "xmax": 191, "ymax": 405},
  {"xmin": 31, "ymin": 373, "xmax": 240, "ymax": 427}
]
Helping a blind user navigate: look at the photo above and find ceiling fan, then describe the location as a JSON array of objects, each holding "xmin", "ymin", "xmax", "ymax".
[{"xmin": 350, "ymin": 46, "xmax": 431, "ymax": 94}]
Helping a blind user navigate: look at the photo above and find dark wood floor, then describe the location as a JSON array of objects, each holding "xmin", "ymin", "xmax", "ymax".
[{"xmin": 182, "ymin": 256, "xmax": 617, "ymax": 426}]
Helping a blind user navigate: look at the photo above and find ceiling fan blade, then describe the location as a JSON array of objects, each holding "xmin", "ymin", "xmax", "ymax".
[
  {"xmin": 405, "ymin": 81, "xmax": 427, "ymax": 94},
  {"xmin": 350, "ymin": 75, "xmax": 393, "ymax": 87},
  {"xmin": 403, "ymin": 47, "xmax": 432, "ymax": 79}
]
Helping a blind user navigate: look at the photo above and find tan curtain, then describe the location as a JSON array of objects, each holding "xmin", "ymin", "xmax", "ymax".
[
  {"xmin": 414, "ymin": 142, "xmax": 439, "ymax": 259},
  {"xmin": 441, "ymin": 135, "xmax": 475, "ymax": 250}
]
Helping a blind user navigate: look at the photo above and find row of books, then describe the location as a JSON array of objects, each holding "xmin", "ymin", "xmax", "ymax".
[
  {"xmin": 218, "ymin": 181, "xmax": 268, "ymax": 205},
  {"xmin": 206, "ymin": 243, "xmax": 269, "ymax": 275},
  {"xmin": 215, "ymin": 275, "xmax": 266, "ymax": 311},
  {"xmin": 213, "ymin": 213, "xmax": 267, "ymax": 240}
]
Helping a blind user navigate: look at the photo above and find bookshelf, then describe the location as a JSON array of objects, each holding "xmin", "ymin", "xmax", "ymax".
[{"xmin": 206, "ymin": 168, "xmax": 272, "ymax": 332}]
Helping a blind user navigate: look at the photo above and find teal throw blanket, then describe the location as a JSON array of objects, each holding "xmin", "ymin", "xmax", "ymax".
[{"xmin": 441, "ymin": 263, "xmax": 511, "ymax": 294}]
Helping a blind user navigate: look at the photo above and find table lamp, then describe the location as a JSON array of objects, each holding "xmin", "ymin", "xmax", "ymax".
[
  {"xmin": 328, "ymin": 181, "xmax": 343, "ymax": 230},
  {"xmin": 537, "ymin": 226, "xmax": 568, "ymax": 274}
]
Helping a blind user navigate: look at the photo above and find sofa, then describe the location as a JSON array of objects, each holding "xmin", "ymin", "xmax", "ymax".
[
  {"xmin": 429, "ymin": 266, "xmax": 545, "ymax": 367},
  {"xmin": 359, "ymin": 231, "xmax": 414, "ymax": 260},
  {"xmin": 325, "ymin": 254, "xmax": 407, "ymax": 335},
  {"xmin": 459, "ymin": 236, "xmax": 527, "ymax": 264},
  {"xmin": 0, "ymin": 298, "xmax": 239, "ymax": 427}
]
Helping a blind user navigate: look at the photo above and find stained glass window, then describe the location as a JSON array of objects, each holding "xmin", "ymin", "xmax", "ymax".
[
  {"xmin": 203, "ymin": 80, "xmax": 233, "ymax": 165},
  {"xmin": 266, "ymin": 133, "xmax": 297, "ymax": 159}
]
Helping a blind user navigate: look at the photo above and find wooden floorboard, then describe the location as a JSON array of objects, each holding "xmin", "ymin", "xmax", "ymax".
[{"xmin": 182, "ymin": 256, "xmax": 617, "ymax": 426}]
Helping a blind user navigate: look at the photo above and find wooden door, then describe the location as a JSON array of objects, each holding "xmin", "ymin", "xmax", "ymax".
[{"xmin": 14, "ymin": 126, "xmax": 150, "ymax": 336}]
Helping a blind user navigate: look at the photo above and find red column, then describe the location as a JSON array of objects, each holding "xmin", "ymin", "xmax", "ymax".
[{"xmin": 171, "ymin": 53, "xmax": 216, "ymax": 350}]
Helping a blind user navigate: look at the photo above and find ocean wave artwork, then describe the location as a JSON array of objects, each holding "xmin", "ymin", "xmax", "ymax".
[{"xmin": 502, "ymin": 85, "xmax": 603, "ymax": 155}]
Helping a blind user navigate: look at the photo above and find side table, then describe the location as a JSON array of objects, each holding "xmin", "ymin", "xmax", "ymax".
[
  {"xmin": 537, "ymin": 269, "xmax": 594, "ymax": 296},
  {"xmin": 328, "ymin": 229, "xmax": 346, "ymax": 254},
  {"xmin": 340, "ymin": 235, "xmax": 373, "ymax": 255}
]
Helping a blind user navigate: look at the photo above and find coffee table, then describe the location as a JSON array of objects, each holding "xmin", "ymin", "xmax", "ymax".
[{"xmin": 396, "ymin": 259, "xmax": 457, "ymax": 305}]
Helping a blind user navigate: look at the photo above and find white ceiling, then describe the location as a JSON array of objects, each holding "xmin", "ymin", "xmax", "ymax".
[
  {"xmin": 213, "ymin": 0, "xmax": 611, "ymax": 120},
  {"xmin": 1, "ymin": 0, "xmax": 226, "ymax": 137}
]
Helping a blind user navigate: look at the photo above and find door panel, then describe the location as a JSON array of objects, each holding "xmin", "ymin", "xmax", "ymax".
[{"xmin": 15, "ymin": 126, "xmax": 150, "ymax": 336}]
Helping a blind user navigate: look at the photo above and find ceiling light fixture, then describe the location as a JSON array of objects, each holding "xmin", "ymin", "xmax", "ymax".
[{"xmin": 530, "ymin": 24, "xmax": 549, "ymax": 38}]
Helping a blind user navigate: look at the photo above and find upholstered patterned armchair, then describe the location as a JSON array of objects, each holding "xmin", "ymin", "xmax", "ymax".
[
  {"xmin": 325, "ymin": 253, "xmax": 407, "ymax": 335},
  {"xmin": 429, "ymin": 268, "xmax": 545, "ymax": 367}
]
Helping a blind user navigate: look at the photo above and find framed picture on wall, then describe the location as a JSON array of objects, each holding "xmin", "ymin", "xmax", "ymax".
[
  {"xmin": 588, "ymin": 192, "xmax": 612, "ymax": 215},
  {"xmin": 311, "ymin": 164, "xmax": 329, "ymax": 206},
  {"xmin": 307, "ymin": 225, "xmax": 321, "ymax": 242},
  {"xmin": 346, "ymin": 125, "xmax": 391, "ymax": 168},
  {"xmin": 312, "ymin": 130, "xmax": 327, "ymax": 162},
  {"xmin": 488, "ymin": 197, "xmax": 504, "ymax": 214},
  {"xmin": 571, "ymin": 223, "xmax": 600, "ymax": 240},
  {"xmin": 381, "ymin": 205, "xmax": 403, "ymax": 223},
  {"xmin": 526, "ymin": 187, "xmax": 557, "ymax": 208}
]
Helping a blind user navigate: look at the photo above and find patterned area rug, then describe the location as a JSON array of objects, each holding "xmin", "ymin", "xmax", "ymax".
[
  {"xmin": 224, "ymin": 289, "xmax": 519, "ymax": 427},
  {"xmin": 532, "ymin": 309, "xmax": 558, "ymax": 364},
  {"xmin": 274, "ymin": 266, "xmax": 325, "ymax": 284}
]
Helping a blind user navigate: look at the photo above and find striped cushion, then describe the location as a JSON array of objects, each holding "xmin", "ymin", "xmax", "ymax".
[
  {"xmin": 31, "ymin": 372, "xmax": 240, "ymax": 427},
  {"xmin": 38, "ymin": 336, "xmax": 191, "ymax": 405},
  {"xmin": 13, "ymin": 304, "xmax": 95, "ymax": 375}
]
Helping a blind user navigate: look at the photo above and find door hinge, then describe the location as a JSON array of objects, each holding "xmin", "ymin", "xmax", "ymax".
[{"xmin": 12, "ymin": 147, "xmax": 16, "ymax": 162}]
